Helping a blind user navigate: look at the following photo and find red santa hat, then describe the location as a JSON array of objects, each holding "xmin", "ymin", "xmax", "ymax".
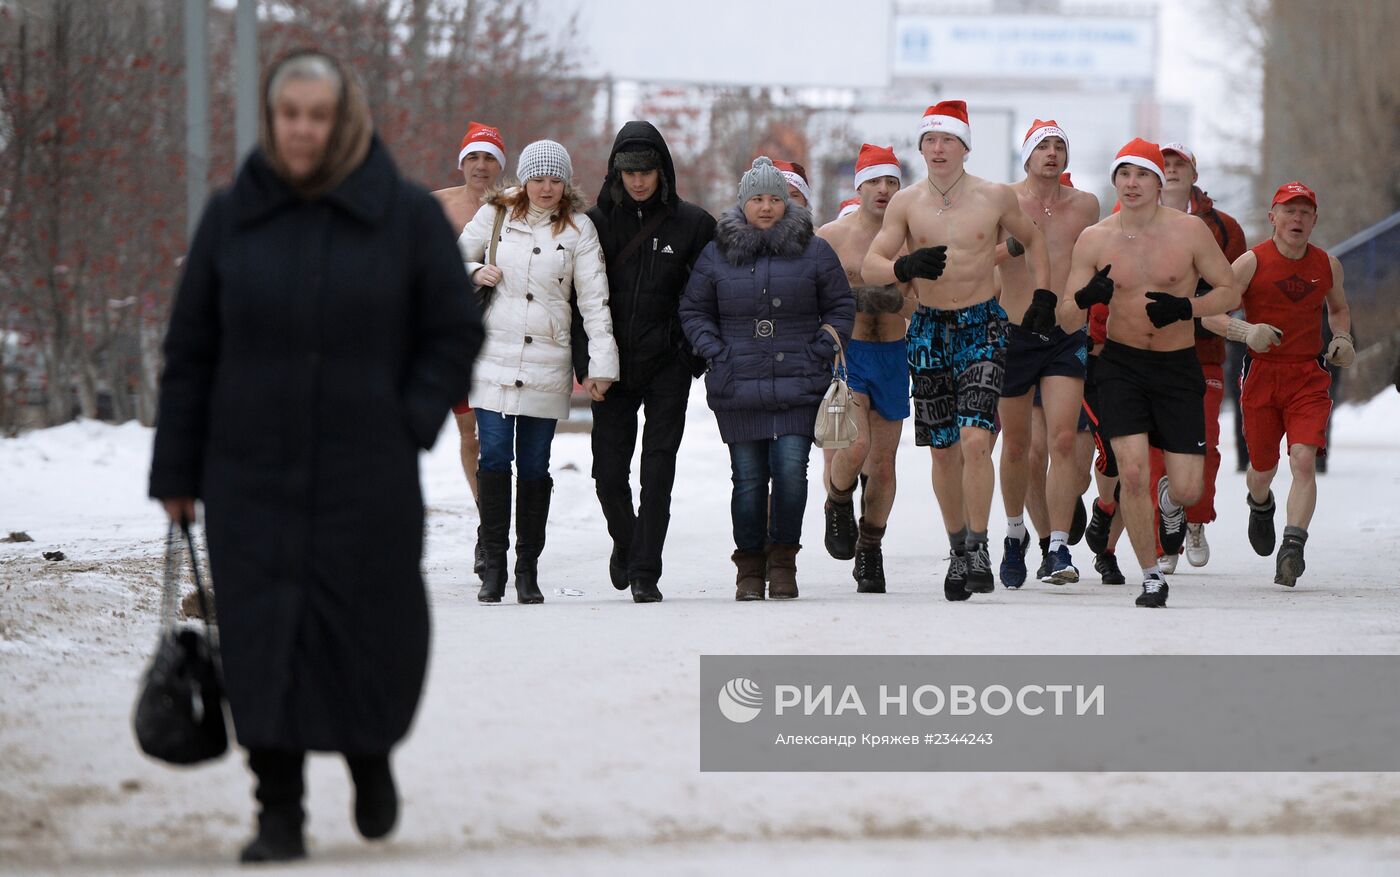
[
  {"xmin": 772, "ymin": 159, "xmax": 813, "ymax": 206},
  {"xmin": 1110, "ymin": 138, "xmax": 1165, "ymax": 187},
  {"xmin": 1060, "ymin": 172, "xmax": 1074, "ymax": 187},
  {"xmin": 1021, "ymin": 118, "xmax": 1068, "ymax": 170},
  {"xmin": 837, "ymin": 197, "xmax": 861, "ymax": 219},
  {"xmin": 457, "ymin": 122, "xmax": 506, "ymax": 168},
  {"xmin": 853, "ymin": 143, "xmax": 901, "ymax": 191},
  {"xmin": 918, "ymin": 100, "xmax": 971, "ymax": 150}
]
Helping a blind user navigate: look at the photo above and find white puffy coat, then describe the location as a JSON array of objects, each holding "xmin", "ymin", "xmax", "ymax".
[{"xmin": 459, "ymin": 190, "xmax": 619, "ymax": 420}]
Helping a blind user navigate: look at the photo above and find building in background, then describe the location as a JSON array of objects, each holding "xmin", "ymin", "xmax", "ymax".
[{"xmin": 554, "ymin": 0, "xmax": 1186, "ymax": 216}]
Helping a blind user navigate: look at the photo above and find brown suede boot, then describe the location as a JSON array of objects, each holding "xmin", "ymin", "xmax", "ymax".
[
  {"xmin": 732, "ymin": 550, "xmax": 766, "ymax": 601},
  {"xmin": 766, "ymin": 543, "xmax": 800, "ymax": 599}
]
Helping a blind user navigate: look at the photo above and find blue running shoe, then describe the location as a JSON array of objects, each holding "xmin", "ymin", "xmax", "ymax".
[
  {"xmin": 999, "ymin": 533, "xmax": 1030, "ymax": 588},
  {"xmin": 1039, "ymin": 545, "xmax": 1080, "ymax": 585}
]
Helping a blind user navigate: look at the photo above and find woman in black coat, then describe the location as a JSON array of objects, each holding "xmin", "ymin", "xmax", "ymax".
[
  {"xmin": 679, "ymin": 157, "xmax": 853, "ymax": 601},
  {"xmin": 148, "ymin": 50, "xmax": 481, "ymax": 863}
]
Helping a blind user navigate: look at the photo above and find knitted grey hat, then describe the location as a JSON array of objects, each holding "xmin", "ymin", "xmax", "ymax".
[
  {"xmin": 737, "ymin": 156, "xmax": 789, "ymax": 205},
  {"xmin": 516, "ymin": 139, "xmax": 573, "ymax": 181}
]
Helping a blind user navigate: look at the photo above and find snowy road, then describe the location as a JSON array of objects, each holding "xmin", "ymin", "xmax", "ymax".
[{"xmin": 2, "ymin": 386, "xmax": 1398, "ymax": 873}]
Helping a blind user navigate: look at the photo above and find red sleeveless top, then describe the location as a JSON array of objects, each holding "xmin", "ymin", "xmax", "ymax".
[{"xmin": 1242, "ymin": 239, "xmax": 1333, "ymax": 362}]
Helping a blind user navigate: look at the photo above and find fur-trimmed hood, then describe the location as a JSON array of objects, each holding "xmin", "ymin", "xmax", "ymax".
[
  {"xmin": 714, "ymin": 204, "xmax": 814, "ymax": 267},
  {"xmin": 483, "ymin": 184, "xmax": 588, "ymax": 218}
]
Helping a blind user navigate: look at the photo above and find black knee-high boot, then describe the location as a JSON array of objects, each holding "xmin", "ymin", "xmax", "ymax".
[
  {"xmin": 345, "ymin": 753, "xmax": 398, "ymax": 840},
  {"xmin": 476, "ymin": 470, "xmax": 512, "ymax": 603},
  {"xmin": 241, "ymin": 749, "xmax": 307, "ymax": 863},
  {"xmin": 513, "ymin": 477, "xmax": 552, "ymax": 604}
]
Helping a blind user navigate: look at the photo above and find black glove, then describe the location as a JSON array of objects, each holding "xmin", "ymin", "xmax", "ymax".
[
  {"xmin": 1145, "ymin": 291, "xmax": 1194, "ymax": 328},
  {"xmin": 893, "ymin": 246, "xmax": 947, "ymax": 283},
  {"xmin": 1005, "ymin": 236, "xmax": 1025, "ymax": 258},
  {"xmin": 1072, "ymin": 264, "xmax": 1114, "ymax": 309},
  {"xmin": 855, "ymin": 285, "xmax": 904, "ymax": 314},
  {"xmin": 1020, "ymin": 289, "xmax": 1058, "ymax": 336}
]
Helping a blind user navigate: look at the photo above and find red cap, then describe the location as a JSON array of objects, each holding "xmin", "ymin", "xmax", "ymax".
[
  {"xmin": 837, "ymin": 197, "xmax": 861, "ymax": 218},
  {"xmin": 1271, "ymin": 181, "xmax": 1317, "ymax": 208},
  {"xmin": 458, "ymin": 122, "xmax": 506, "ymax": 168},
  {"xmin": 1110, "ymin": 138, "xmax": 1165, "ymax": 187},
  {"xmin": 1060, "ymin": 172, "xmax": 1074, "ymax": 187},
  {"xmin": 854, "ymin": 143, "xmax": 901, "ymax": 190},
  {"xmin": 772, "ymin": 159, "xmax": 812, "ymax": 204},
  {"xmin": 919, "ymin": 100, "xmax": 971, "ymax": 149}
]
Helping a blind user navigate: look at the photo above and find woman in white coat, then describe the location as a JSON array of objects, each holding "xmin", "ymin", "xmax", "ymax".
[{"xmin": 459, "ymin": 139, "xmax": 619, "ymax": 604}]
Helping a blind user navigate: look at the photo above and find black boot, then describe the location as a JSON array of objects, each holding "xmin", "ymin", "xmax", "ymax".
[
  {"xmin": 1247, "ymin": 490, "xmax": 1276, "ymax": 557},
  {"xmin": 1274, "ymin": 530, "xmax": 1307, "ymax": 587},
  {"xmin": 240, "ymin": 750, "xmax": 307, "ymax": 864},
  {"xmin": 476, "ymin": 471, "xmax": 511, "ymax": 603},
  {"xmin": 596, "ymin": 488, "xmax": 635, "ymax": 591},
  {"xmin": 514, "ymin": 477, "xmax": 551, "ymax": 604},
  {"xmin": 853, "ymin": 519, "xmax": 887, "ymax": 594},
  {"xmin": 473, "ymin": 523, "xmax": 487, "ymax": 577},
  {"xmin": 346, "ymin": 753, "xmax": 398, "ymax": 841}
]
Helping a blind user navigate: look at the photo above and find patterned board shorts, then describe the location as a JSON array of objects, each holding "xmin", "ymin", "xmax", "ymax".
[{"xmin": 906, "ymin": 299, "xmax": 1008, "ymax": 449}]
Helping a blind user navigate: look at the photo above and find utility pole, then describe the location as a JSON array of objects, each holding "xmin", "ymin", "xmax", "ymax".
[
  {"xmin": 235, "ymin": 0, "xmax": 258, "ymax": 162},
  {"xmin": 184, "ymin": 0, "xmax": 208, "ymax": 242}
]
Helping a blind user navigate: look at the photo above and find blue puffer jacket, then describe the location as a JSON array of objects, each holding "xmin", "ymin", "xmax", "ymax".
[{"xmin": 679, "ymin": 204, "xmax": 854, "ymax": 443}]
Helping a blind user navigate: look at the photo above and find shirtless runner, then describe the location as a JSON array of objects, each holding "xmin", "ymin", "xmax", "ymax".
[
  {"xmin": 1058, "ymin": 139, "xmax": 1238, "ymax": 608},
  {"xmin": 817, "ymin": 144, "xmax": 915, "ymax": 594},
  {"xmin": 864, "ymin": 100, "xmax": 1052, "ymax": 601},
  {"xmin": 432, "ymin": 122, "xmax": 505, "ymax": 571},
  {"xmin": 995, "ymin": 119, "xmax": 1101, "ymax": 588}
]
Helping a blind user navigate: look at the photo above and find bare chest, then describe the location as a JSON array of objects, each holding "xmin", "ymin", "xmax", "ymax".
[
  {"xmin": 832, "ymin": 228, "xmax": 879, "ymax": 285},
  {"xmin": 1099, "ymin": 232, "xmax": 1198, "ymax": 295},
  {"xmin": 905, "ymin": 188, "xmax": 1001, "ymax": 256}
]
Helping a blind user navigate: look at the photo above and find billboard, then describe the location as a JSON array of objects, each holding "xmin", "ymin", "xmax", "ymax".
[{"xmin": 893, "ymin": 15, "xmax": 1156, "ymax": 85}]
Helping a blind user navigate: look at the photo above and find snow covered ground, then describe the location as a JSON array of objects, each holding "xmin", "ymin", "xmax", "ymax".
[{"xmin": 3, "ymin": 386, "xmax": 1399, "ymax": 874}]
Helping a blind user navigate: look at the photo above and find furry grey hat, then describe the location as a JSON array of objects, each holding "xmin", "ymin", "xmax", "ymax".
[
  {"xmin": 517, "ymin": 139, "xmax": 572, "ymax": 181},
  {"xmin": 737, "ymin": 156, "xmax": 789, "ymax": 205},
  {"xmin": 614, "ymin": 148, "xmax": 661, "ymax": 173}
]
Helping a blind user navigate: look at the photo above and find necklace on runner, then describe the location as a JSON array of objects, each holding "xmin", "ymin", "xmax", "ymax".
[
  {"xmin": 1118, "ymin": 205, "xmax": 1157, "ymax": 241},
  {"xmin": 1029, "ymin": 182, "xmax": 1060, "ymax": 217},
  {"xmin": 928, "ymin": 170, "xmax": 966, "ymax": 214}
]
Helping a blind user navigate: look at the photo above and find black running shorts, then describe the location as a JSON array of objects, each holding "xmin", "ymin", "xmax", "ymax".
[{"xmin": 1094, "ymin": 340, "xmax": 1206, "ymax": 456}]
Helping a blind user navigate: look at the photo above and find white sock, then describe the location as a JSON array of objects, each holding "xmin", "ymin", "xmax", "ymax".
[
  {"xmin": 1007, "ymin": 516, "xmax": 1027, "ymax": 541},
  {"xmin": 1049, "ymin": 530, "xmax": 1068, "ymax": 553},
  {"xmin": 1142, "ymin": 564, "xmax": 1162, "ymax": 581},
  {"xmin": 1160, "ymin": 489, "xmax": 1182, "ymax": 515}
]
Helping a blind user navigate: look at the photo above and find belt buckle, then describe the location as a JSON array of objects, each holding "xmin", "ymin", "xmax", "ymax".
[{"xmin": 753, "ymin": 319, "xmax": 775, "ymax": 338}]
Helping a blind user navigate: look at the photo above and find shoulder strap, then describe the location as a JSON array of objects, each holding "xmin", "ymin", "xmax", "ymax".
[
  {"xmin": 821, "ymin": 324, "xmax": 847, "ymax": 374},
  {"xmin": 614, "ymin": 208, "xmax": 670, "ymax": 268},
  {"xmin": 487, "ymin": 207, "xmax": 506, "ymax": 266}
]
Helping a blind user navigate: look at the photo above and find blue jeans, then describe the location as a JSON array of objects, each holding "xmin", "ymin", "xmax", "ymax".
[
  {"xmin": 728, "ymin": 434, "xmax": 811, "ymax": 553},
  {"xmin": 476, "ymin": 410, "xmax": 557, "ymax": 480}
]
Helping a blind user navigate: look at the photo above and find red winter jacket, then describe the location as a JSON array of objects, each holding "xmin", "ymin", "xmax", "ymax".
[{"xmin": 1188, "ymin": 187, "xmax": 1247, "ymax": 365}]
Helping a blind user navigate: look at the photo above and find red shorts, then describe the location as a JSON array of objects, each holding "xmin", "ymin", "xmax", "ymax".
[
  {"xmin": 451, "ymin": 396, "xmax": 473, "ymax": 416},
  {"xmin": 1239, "ymin": 356, "xmax": 1331, "ymax": 472}
]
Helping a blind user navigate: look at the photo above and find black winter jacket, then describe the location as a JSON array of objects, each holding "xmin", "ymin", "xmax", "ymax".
[
  {"xmin": 149, "ymin": 138, "xmax": 481, "ymax": 753},
  {"xmin": 575, "ymin": 121, "xmax": 717, "ymax": 383}
]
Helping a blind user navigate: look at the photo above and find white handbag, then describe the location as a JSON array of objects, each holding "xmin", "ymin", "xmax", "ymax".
[{"xmin": 813, "ymin": 324, "xmax": 858, "ymax": 450}]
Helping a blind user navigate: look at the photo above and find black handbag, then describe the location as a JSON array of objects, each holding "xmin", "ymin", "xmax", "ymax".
[{"xmin": 132, "ymin": 520, "xmax": 229, "ymax": 765}]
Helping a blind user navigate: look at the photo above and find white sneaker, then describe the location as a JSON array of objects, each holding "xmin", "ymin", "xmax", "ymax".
[
  {"xmin": 1185, "ymin": 523, "xmax": 1210, "ymax": 567},
  {"xmin": 1158, "ymin": 552, "xmax": 1179, "ymax": 574}
]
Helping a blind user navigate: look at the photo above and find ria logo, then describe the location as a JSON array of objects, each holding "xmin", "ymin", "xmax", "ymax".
[{"xmin": 718, "ymin": 677, "xmax": 764, "ymax": 723}]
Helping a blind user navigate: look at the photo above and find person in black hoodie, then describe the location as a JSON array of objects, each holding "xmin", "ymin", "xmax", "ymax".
[{"xmin": 576, "ymin": 121, "xmax": 717, "ymax": 603}]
